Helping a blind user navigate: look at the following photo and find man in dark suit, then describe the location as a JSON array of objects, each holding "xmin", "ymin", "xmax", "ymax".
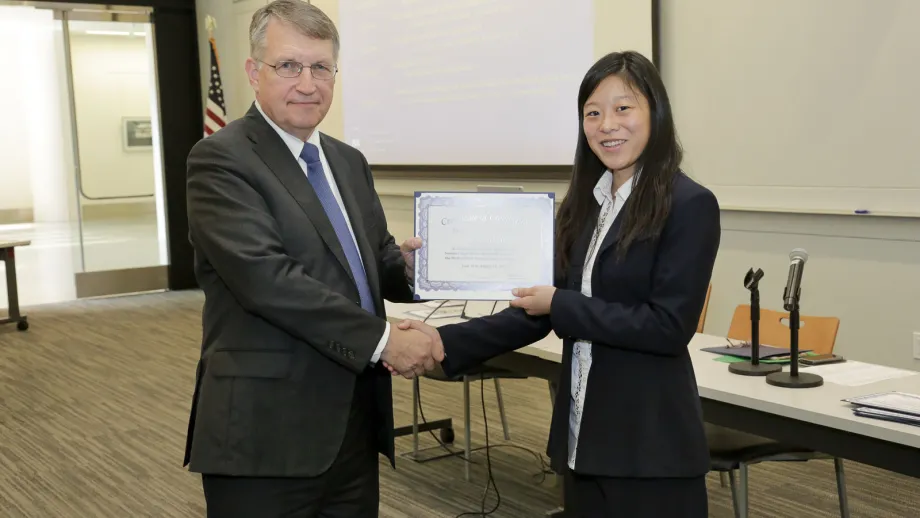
[{"xmin": 182, "ymin": 1, "xmax": 440, "ymax": 516}]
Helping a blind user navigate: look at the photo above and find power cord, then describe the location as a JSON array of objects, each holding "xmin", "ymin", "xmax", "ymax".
[
  {"xmin": 415, "ymin": 377, "xmax": 552, "ymax": 482},
  {"xmin": 411, "ymin": 300, "xmax": 551, "ymax": 517},
  {"xmin": 462, "ymin": 299, "xmax": 499, "ymax": 518}
]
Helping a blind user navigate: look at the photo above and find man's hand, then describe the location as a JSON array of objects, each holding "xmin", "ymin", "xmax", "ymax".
[
  {"xmin": 380, "ymin": 323, "xmax": 443, "ymax": 379},
  {"xmin": 509, "ymin": 285, "xmax": 557, "ymax": 316},
  {"xmin": 400, "ymin": 237, "xmax": 423, "ymax": 279},
  {"xmin": 383, "ymin": 319, "xmax": 444, "ymax": 377}
]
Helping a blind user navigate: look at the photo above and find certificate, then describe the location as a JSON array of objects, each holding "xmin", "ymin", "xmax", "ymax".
[{"xmin": 413, "ymin": 191, "xmax": 555, "ymax": 300}]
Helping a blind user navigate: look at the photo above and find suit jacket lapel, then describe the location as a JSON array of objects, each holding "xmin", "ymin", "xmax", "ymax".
[
  {"xmin": 245, "ymin": 108, "xmax": 353, "ymax": 284},
  {"xmin": 320, "ymin": 134, "xmax": 383, "ymax": 308},
  {"xmin": 569, "ymin": 202, "xmax": 626, "ymax": 290},
  {"xmin": 596, "ymin": 207, "xmax": 626, "ymax": 259},
  {"xmin": 568, "ymin": 217, "xmax": 594, "ymax": 289}
]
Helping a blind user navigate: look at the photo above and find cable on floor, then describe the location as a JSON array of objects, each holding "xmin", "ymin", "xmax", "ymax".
[{"xmin": 407, "ymin": 300, "xmax": 552, "ymax": 517}]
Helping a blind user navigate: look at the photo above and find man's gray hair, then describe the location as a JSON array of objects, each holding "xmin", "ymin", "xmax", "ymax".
[{"xmin": 250, "ymin": 0, "xmax": 340, "ymax": 62}]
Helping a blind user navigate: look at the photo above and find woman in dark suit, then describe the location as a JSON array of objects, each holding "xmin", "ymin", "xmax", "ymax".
[{"xmin": 397, "ymin": 51, "xmax": 721, "ymax": 517}]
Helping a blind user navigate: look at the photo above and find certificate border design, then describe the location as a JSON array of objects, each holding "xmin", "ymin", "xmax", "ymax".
[{"xmin": 413, "ymin": 191, "xmax": 555, "ymax": 300}]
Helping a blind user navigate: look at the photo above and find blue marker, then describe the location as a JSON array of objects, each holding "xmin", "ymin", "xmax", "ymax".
[{"xmin": 854, "ymin": 210, "xmax": 870, "ymax": 214}]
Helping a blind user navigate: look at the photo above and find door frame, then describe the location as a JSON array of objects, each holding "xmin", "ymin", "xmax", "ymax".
[
  {"xmin": 51, "ymin": 5, "xmax": 169, "ymax": 298},
  {"xmin": 26, "ymin": 0, "xmax": 202, "ymax": 291}
]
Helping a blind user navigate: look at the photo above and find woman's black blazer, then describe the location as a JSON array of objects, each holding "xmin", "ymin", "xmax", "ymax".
[{"xmin": 439, "ymin": 172, "xmax": 721, "ymax": 478}]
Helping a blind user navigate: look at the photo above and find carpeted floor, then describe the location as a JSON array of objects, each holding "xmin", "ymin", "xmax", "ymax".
[{"xmin": 0, "ymin": 290, "xmax": 918, "ymax": 517}]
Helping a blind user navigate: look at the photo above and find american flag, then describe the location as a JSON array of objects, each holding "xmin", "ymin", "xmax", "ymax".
[{"xmin": 204, "ymin": 36, "xmax": 227, "ymax": 137}]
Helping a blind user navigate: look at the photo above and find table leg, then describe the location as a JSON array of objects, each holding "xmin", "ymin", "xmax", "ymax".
[
  {"xmin": 1, "ymin": 247, "xmax": 27, "ymax": 330},
  {"xmin": 1, "ymin": 249, "xmax": 15, "ymax": 318},
  {"xmin": 464, "ymin": 375, "xmax": 471, "ymax": 482}
]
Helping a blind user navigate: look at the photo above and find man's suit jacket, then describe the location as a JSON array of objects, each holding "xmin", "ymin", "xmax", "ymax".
[
  {"xmin": 182, "ymin": 104, "xmax": 413, "ymax": 477},
  {"xmin": 439, "ymin": 172, "xmax": 721, "ymax": 478}
]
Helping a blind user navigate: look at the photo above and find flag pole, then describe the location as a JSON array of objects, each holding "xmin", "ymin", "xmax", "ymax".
[{"xmin": 205, "ymin": 15, "xmax": 219, "ymax": 68}]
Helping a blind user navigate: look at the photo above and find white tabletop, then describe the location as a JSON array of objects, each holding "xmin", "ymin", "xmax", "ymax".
[
  {"xmin": 0, "ymin": 240, "xmax": 30, "ymax": 249},
  {"xmin": 387, "ymin": 301, "xmax": 920, "ymax": 449}
]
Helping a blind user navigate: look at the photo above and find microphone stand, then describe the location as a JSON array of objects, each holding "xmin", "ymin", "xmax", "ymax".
[
  {"xmin": 766, "ymin": 287, "xmax": 823, "ymax": 388},
  {"xmin": 729, "ymin": 268, "xmax": 780, "ymax": 376}
]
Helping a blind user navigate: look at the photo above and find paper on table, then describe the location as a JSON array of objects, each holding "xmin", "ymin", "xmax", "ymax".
[
  {"xmin": 405, "ymin": 306, "xmax": 465, "ymax": 319},
  {"xmin": 701, "ymin": 344, "xmax": 799, "ymax": 359},
  {"xmin": 405, "ymin": 309, "xmax": 433, "ymax": 318},
  {"xmin": 426, "ymin": 306, "xmax": 464, "ymax": 319},
  {"xmin": 420, "ymin": 300, "xmax": 465, "ymax": 308},
  {"xmin": 844, "ymin": 391, "xmax": 920, "ymax": 416},
  {"xmin": 713, "ymin": 351, "xmax": 817, "ymax": 364},
  {"xmin": 802, "ymin": 361, "xmax": 917, "ymax": 387},
  {"xmin": 853, "ymin": 406, "xmax": 920, "ymax": 427}
]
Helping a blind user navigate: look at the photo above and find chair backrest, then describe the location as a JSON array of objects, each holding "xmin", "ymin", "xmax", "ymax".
[
  {"xmin": 697, "ymin": 284, "xmax": 712, "ymax": 333},
  {"xmin": 727, "ymin": 304, "xmax": 840, "ymax": 355}
]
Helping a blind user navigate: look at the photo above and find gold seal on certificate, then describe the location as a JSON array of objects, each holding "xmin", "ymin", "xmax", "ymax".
[{"xmin": 413, "ymin": 191, "xmax": 555, "ymax": 300}]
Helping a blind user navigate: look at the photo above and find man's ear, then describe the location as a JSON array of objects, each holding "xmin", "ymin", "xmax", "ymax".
[{"xmin": 245, "ymin": 58, "xmax": 260, "ymax": 92}]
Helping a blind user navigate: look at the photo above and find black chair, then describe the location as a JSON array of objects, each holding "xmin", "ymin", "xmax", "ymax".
[
  {"xmin": 709, "ymin": 305, "xmax": 848, "ymax": 517},
  {"xmin": 409, "ymin": 364, "xmax": 526, "ymax": 481},
  {"xmin": 708, "ymin": 424, "xmax": 849, "ymax": 518}
]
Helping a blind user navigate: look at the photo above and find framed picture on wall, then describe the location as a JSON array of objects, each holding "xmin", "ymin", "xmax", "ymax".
[{"xmin": 122, "ymin": 117, "xmax": 153, "ymax": 151}]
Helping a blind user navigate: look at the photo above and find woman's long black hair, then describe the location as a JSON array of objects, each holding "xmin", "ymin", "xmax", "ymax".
[{"xmin": 556, "ymin": 51, "xmax": 683, "ymax": 272}]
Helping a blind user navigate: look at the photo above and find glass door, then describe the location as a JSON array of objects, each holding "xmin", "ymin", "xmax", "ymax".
[
  {"xmin": 0, "ymin": 2, "xmax": 167, "ymax": 306},
  {"xmin": 59, "ymin": 7, "xmax": 169, "ymax": 298}
]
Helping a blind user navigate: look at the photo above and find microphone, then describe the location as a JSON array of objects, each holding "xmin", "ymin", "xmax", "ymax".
[
  {"xmin": 744, "ymin": 267, "xmax": 764, "ymax": 291},
  {"xmin": 783, "ymin": 248, "xmax": 808, "ymax": 311},
  {"xmin": 728, "ymin": 267, "xmax": 781, "ymax": 377},
  {"xmin": 768, "ymin": 247, "xmax": 823, "ymax": 388}
]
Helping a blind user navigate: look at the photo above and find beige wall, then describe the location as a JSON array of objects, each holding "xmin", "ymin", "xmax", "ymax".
[
  {"xmin": 195, "ymin": 0, "xmax": 920, "ymax": 370},
  {"xmin": 659, "ymin": 0, "xmax": 920, "ymax": 370}
]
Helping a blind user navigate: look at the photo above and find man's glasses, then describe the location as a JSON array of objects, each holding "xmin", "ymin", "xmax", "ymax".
[{"xmin": 259, "ymin": 60, "xmax": 337, "ymax": 81}]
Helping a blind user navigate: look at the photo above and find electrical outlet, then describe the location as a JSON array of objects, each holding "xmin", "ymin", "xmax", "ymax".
[{"xmin": 914, "ymin": 332, "xmax": 920, "ymax": 360}]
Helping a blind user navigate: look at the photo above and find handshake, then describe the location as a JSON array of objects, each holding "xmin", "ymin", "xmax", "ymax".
[{"xmin": 379, "ymin": 320, "xmax": 443, "ymax": 379}]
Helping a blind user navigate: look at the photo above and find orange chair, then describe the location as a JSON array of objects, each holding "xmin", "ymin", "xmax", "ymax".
[
  {"xmin": 696, "ymin": 284, "xmax": 712, "ymax": 333},
  {"xmin": 709, "ymin": 305, "xmax": 848, "ymax": 518},
  {"xmin": 726, "ymin": 304, "xmax": 839, "ymax": 355}
]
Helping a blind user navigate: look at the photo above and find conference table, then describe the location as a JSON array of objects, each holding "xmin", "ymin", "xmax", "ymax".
[
  {"xmin": 386, "ymin": 301, "xmax": 920, "ymax": 510},
  {"xmin": 0, "ymin": 240, "xmax": 30, "ymax": 331}
]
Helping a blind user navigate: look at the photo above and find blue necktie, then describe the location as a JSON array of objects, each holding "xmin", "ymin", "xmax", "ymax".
[{"xmin": 300, "ymin": 143, "xmax": 376, "ymax": 314}]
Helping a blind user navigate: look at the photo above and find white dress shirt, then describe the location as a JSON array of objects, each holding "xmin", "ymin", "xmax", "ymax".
[
  {"xmin": 568, "ymin": 170, "xmax": 634, "ymax": 469},
  {"xmin": 255, "ymin": 102, "xmax": 390, "ymax": 363}
]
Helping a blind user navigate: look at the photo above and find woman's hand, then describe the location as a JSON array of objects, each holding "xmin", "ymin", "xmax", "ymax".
[{"xmin": 509, "ymin": 286, "xmax": 556, "ymax": 316}]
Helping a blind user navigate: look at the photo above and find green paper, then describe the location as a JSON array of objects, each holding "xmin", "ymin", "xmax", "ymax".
[{"xmin": 713, "ymin": 351, "xmax": 818, "ymax": 364}]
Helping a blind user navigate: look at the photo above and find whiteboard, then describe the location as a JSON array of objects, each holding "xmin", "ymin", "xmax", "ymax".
[
  {"xmin": 661, "ymin": 0, "xmax": 920, "ymax": 216},
  {"xmin": 337, "ymin": 0, "xmax": 653, "ymax": 167}
]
